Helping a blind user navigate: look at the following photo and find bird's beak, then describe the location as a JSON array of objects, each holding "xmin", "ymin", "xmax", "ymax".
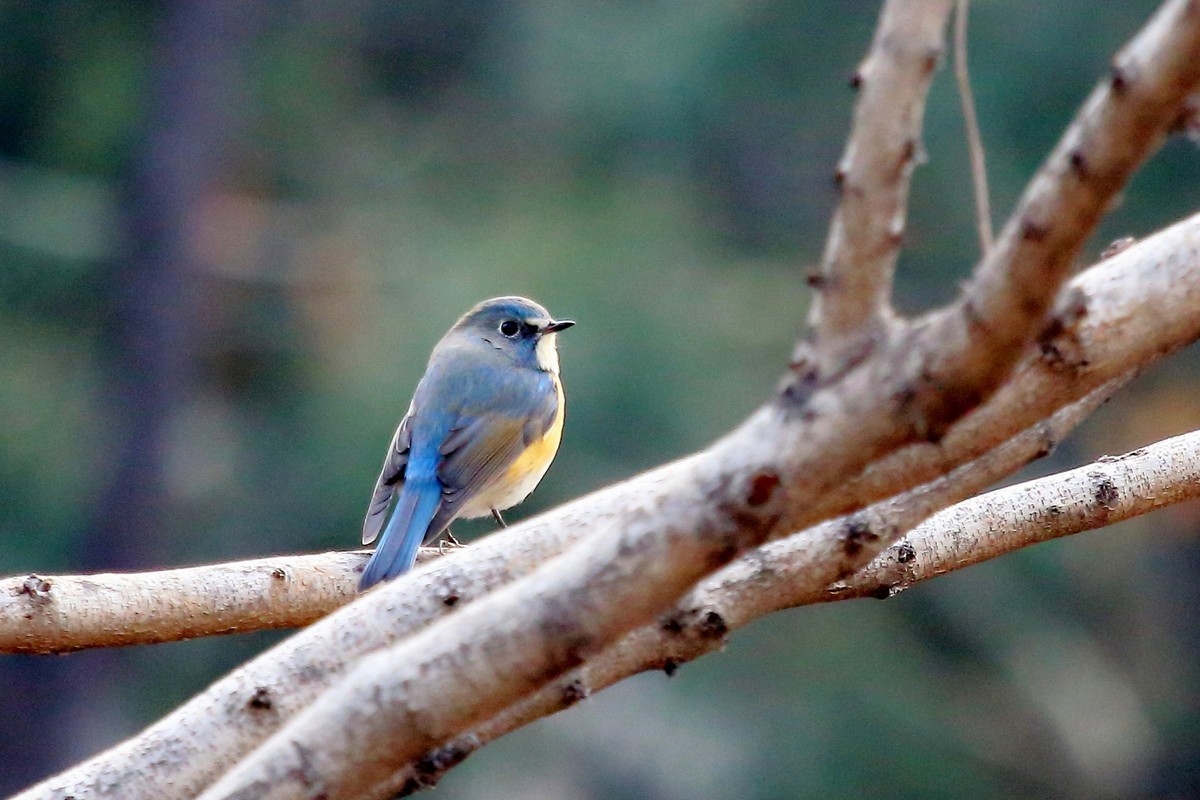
[{"xmin": 543, "ymin": 319, "xmax": 575, "ymax": 333}]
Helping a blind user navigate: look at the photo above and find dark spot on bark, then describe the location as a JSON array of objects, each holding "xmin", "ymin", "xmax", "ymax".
[
  {"xmin": 746, "ymin": 472, "xmax": 780, "ymax": 507},
  {"xmin": 1021, "ymin": 217, "xmax": 1049, "ymax": 242},
  {"xmin": 1061, "ymin": 288, "xmax": 1089, "ymax": 324},
  {"xmin": 1068, "ymin": 149, "xmax": 1089, "ymax": 178},
  {"xmin": 663, "ymin": 659, "xmax": 679, "ymax": 677},
  {"xmin": 896, "ymin": 542, "xmax": 917, "ymax": 564},
  {"xmin": 833, "ymin": 167, "xmax": 847, "ymax": 187},
  {"xmin": 660, "ymin": 613, "xmax": 684, "ymax": 636},
  {"xmin": 901, "ymin": 138, "xmax": 917, "ymax": 165},
  {"xmin": 842, "ymin": 519, "xmax": 878, "ymax": 558},
  {"xmin": 19, "ymin": 575, "xmax": 52, "ymax": 602},
  {"xmin": 560, "ymin": 679, "xmax": 589, "ymax": 707},
  {"xmin": 1110, "ymin": 63, "xmax": 1129, "ymax": 94},
  {"xmin": 413, "ymin": 736, "xmax": 480, "ymax": 788},
  {"xmin": 248, "ymin": 686, "xmax": 273, "ymax": 710},
  {"xmin": 442, "ymin": 593, "xmax": 460, "ymax": 607},
  {"xmin": 849, "ymin": 70, "xmax": 863, "ymax": 89},
  {"xmin": 870, "ymin": 584, "xmax": 893, "ymax": 600},
  {"xmin": 1045, "ymin": 504, "xmax": 1062, "ymax": 516},
  {"xmin": 699, "ymin": 610, "xmax": 728, "ymax": 639},
  {"xmin": 806, "ymin": 269, "xmax": 827, "ymax": 289},
  {"xmin": 1093, "ymin": 473, "xmax": 1119, "ymax": 509},
  {"xmin": 778, "ymin": 368, "xmax": 820, "ymax": 412},
  {"xmin": 270, "ymin": 567, "xmax": 287, "ymax": 581},
  {"xmin": 923, "ymin": 50, "xmax": 940, "ymax": 73},
  {"xmin": 1036, "ymin": 290, "xmax": 1090, "ymax": 372}
]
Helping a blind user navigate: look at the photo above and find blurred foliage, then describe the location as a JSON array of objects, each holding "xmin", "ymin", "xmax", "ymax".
[{"xmin": 1, "ymin": 0, "xmax": 1199, "ymax": 797}]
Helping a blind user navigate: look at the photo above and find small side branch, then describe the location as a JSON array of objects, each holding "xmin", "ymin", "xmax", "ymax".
[
  {"xmin": 0, "ymin": 552, "xmax": 363, "ymax": 654},
  {"xmin": 830, "ymin": 428, "xmax": 1200, "ymax": 600},
  {"xmin": 920, "ymin": 0, "xmax": 1200, "ymax": 431},
  {"xmin": 809, "ymin": 0, "xmax": 953, "ymax": 360}
]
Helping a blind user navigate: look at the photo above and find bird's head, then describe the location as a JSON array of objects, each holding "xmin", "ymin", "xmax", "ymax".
[{"xmin": 453, "ymin": 296, "xmax": 575, "ymax": 373}]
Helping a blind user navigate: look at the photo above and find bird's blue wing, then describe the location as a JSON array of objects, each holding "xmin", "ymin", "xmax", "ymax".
[
  {"xmin": 362, "ymin": 413, "xmax": 412, "ymax": 545},
  {"xmin": 426, "ymin": 369, "xmax": 559, "ymax": 539}
]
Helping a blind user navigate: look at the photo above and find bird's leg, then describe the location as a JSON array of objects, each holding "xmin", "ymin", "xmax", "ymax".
[
  {"xmin": 491, "ymin": 508, "xmax": 507, "ymax": 528},
  {"xmin": 437, "ymin": 528, "xmax": 462, "ymax": 554}
]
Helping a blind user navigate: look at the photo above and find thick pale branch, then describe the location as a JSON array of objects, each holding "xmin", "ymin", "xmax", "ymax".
[
  {"xmin": 388, "ymin": 410, "xmax": 1200, "ymax": 797},
  {"xmin": 16, "ymin": 211, "xmax": 1200, "ymax": 800},
  {"xmin": 809, "ymin": 0, "xmax": 952, "ymax": 354},
  {"xmin": 806, "ymin": 211, "xmax": 1200, "ymax": 524},
  {"xmin": 187, "ymin": 184, "xmax": 1200, "ymax": 799},
  {"xmin": 370, "ymin": 380, "xmax": 1122, "ymax": 797},
  {"xmin": 918, "ymin": 0, "xmax": 1200, "ymax": 431}
]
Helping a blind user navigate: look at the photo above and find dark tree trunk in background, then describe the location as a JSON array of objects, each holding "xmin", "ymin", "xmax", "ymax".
[{"xmin": 0, "ymin": 3, "xmax": 262, "ymax": 793}]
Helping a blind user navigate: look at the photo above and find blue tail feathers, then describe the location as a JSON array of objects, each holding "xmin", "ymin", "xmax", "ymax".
[{"xmin": 359, "ymin": 479, "xmax": 441, "ymax": 590}]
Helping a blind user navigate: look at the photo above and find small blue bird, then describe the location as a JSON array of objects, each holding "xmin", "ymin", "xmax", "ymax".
[{"xmin": 359, "ymin": 296, "xmax": 574, "ymax": 589}]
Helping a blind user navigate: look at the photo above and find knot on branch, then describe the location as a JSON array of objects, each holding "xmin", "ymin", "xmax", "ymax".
[
  {"xmin": 18, "ymin": 575, "xmax": 52, "ymax": 603},
  {"xmin": 247, "ymin": 686, "xmax": 274, "ymax": 711},
  {"xmin": 708, "ymin": 470, "xmax": 784, "ymax": 565},
  {"xmin": 841, "ymin": 518, "xmax": 879, "ymax": 559},
  {"xmin": 1038, "ymin": 287, "xmax": 1091, "ymax": 371},
  {"xmin": 1090, "ymin": 471, "xmax": 1120, "ymax": 510},
  {"xmin": 660, "ymin": 606, "xmax": 729, "ymax": 643},
  {"xmin": 406, "ymin": 735, "xmax": 481, "ymax": 793},
  {"xmin": 560, "ymin": 678, "xmax": 590, "ymax": 708}
]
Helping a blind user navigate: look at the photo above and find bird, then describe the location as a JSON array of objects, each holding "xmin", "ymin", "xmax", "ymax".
[{"xmin": 359, "ymin": 296, "xmax": 575, "ymax": 589}]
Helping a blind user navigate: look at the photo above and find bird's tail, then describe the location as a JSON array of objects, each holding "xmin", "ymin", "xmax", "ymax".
[{"xmin": 359, "ymin": 479, "xmax": 440, "ymax": 590}]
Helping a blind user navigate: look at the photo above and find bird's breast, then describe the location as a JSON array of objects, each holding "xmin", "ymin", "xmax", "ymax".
[{"xmin": 462, "ymin": 374, "xmax": 564, "ymax": 516}]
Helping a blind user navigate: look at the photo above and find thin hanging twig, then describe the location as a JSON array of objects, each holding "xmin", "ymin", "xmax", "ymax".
[{"xmin": 956, "ymin": 0, "xmax": 993, "ymax": 254}]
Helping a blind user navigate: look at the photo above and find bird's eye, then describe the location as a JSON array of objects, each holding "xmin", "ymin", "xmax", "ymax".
[{"xmin": 499, "ymin": 319, "xmax": 521, "ymax": 337}]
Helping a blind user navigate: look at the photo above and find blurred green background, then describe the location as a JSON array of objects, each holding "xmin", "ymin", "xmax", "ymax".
[{"xmin": 2, "ymin": 1, "xmax": 1200, "ymax": 797}]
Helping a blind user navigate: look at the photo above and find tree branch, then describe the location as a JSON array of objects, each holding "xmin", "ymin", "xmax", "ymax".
[
  {"xmin": 917, "ymin": 0, "xmax": 1200, "ymax": 433},
  {"xmin": 382, "ymin": 401, "xmax": 1200, "ymax": 797},
  {"xmin": 829, "ymin": 428, "xmax": 1200, "ymax": 601},
  {"xmin": 954, "ymin": 0, "xmax": 993, "ymax": 254},
  {"xmin": 15, "ymin": 208, "xmax": 1200, "ymax": 800},
  {"xmin": 809, "ymin": 0, "xmax": 952, "ymax": 358},
  {"xmin": 0, "ymin": 553, "xmax": 361, "ymax": 654},
  {"xmin": 196, "ymin": 11, "xmax": 1200, "ymax": 779},
  {"xmin": 16, "ymin": 2, "xmax": 1200, "ymax": 796},
  {"xmin": 366, "ymin": 378, "xmax": 1125, "ymax": 797}
]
